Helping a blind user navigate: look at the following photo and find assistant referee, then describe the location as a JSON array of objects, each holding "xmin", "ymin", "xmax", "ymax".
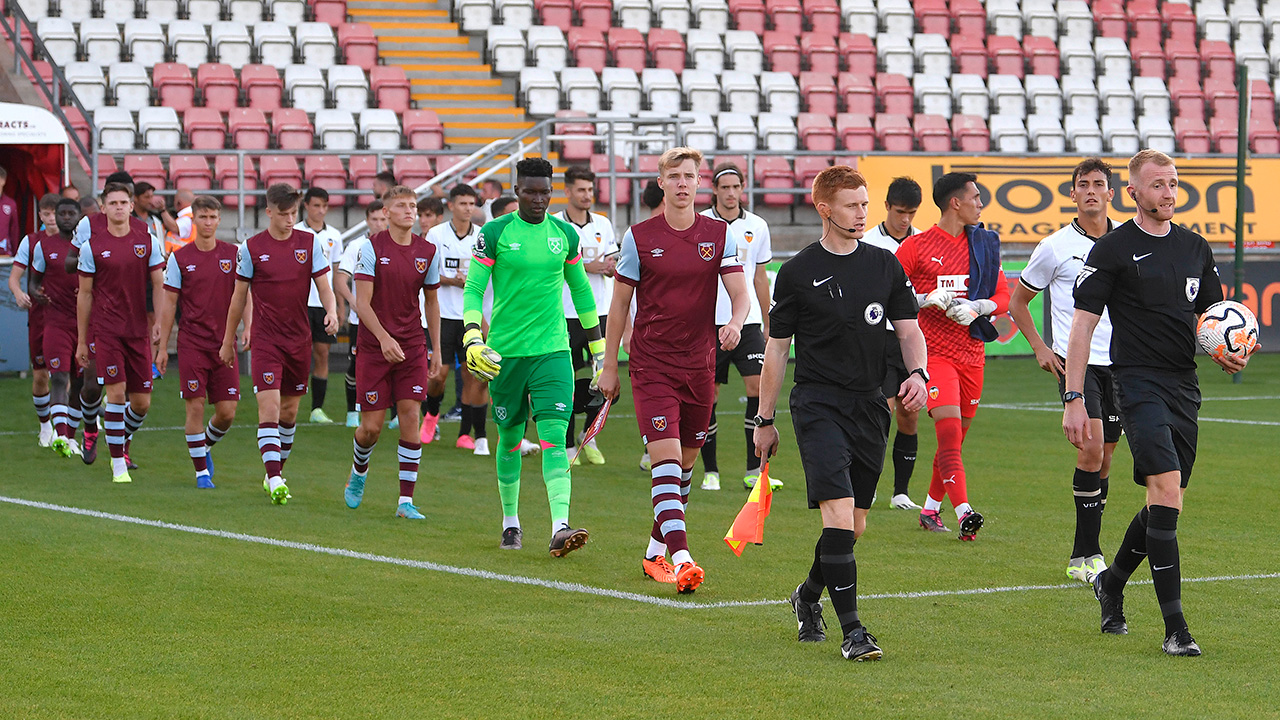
[
  {"xmin": 755, "ymin": 166, "xmax": 928, "ymax": 662},
  {"xmin": 1066, "ymin": 149, "xmax": 1253, "ymax": 657}
]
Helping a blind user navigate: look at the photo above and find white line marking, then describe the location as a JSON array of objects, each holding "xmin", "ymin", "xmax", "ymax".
[
  {"xmin": 3, "ymin": 495, "xmax": 1278, "ymax": 609},
  {"xmin": 983, "ymin": 403, "xmax": 1280, "ymax": 426}
]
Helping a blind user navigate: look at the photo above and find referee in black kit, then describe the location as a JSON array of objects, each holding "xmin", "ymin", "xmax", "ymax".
[
  {"xmin": 1066, "ymin": 150, "xmax": 1255, "ymax": 657},
  {"xmin": 754, "ymin": 166, "xmax": 928, "ymax": 662}
]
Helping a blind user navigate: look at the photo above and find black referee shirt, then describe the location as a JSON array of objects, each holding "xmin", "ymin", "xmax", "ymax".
[
  {"xmin": 770, "ymin": 240, "xmax": 918, "ymax": 394},
  {"xmin": 1073, "ymin": 219, "xmax": 1223, "ymax": 372}
]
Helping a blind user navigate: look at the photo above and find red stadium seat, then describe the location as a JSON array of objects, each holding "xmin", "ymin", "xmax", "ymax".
[
  {"xmin": 227, "ymin": 108, "xmax": 271, "ymax": 150},
  {"xmin": 259, "ymin": 155, "xmax": 303, "ymax": 189},
  {"xmin": 370, "ymin": 65, "xmax": 411, "ymax": 113},
  {"xmin": 755, "ymin": 155, "xmax": 796, "ymax": 206},
  {"xmin": 240, "ymin": 64, "xmax": 283, "ymax": 111},
  {"xmin": 169, "ymin": 155, "xmax": 212, "ymax": 191},
  {"xmin": 914, "ymin": 114, "xmax": 951, "ymax": 152},
  {"xmin": 23, "ymin": 60, "xmax": 53, "ymax": 89},
  {"xmin": 837, "ymin": 72, "xmax": 875, "ymax": 115},
  {"xmin": 124, "ymin": 155, "xmax": 167, "ymax": 189},
  {"xmin": 800, "ymin": 33, "xmax": 838, "ymax": 75},
  {"xmin": 183, "ymin": 107, "xmax": 226, "ymax": 149},
  {"xmin": 766, "ymin": 0, "xmax": 803, "ymax": 36},
  {"xmin": 403, "ymin": 109, "xmax": 444, "ymax": 150},
  {"xmin": 987, "ymin": 36, "xmax": 1024, "ymax": 79},
  {"xmin": 875, "ymin": 73, "xmax": 913, "ymax": 118},
  {"xmin": 951, "ymin": 0, "xmax": 987, "ymax": 38},
  {"xmin": 555, "ymin": 117, "xmax": 595, "ymax": 161},
  {"xmin": 951, "ymin": 34, "xmax": 987, "ymax": 78},
  {"xmin": 648, "ymin": 28, "xmax": 686, "ymax": 72},
  {"xmin": 915, "ymin": 0, "xmax": 951, "ymax": 38},
  {"xmin": 803, "ymin": 0, "xmax": 840, "ymax": 34},
  {"xmin": 1022, "ymin": 35, "xmax": 1059, "ymax": 77},
  {"xmin": 838, "ymin": 33, "xmax": 875, "ymax": 76},
  {"xmin": 95, "ymin": 154, "xmax": 119, "ymax": 186},
  {"xmin": 537, "ymin": 0, "xmax": 573, "ymax": 31},
  {"xmin": 348, "ymin": 155, "xmax": 383, "ymax": 204},
  {"xmin": 1126, "ymin": 0, "xmax": 1161, "ymax": 39},
  {"xmin": 1210, "ymin": 115, "xmax": 1238, "ymax": 154},
  {"xmin": 272, "ymin": 107, "xmax": 315, "ymax": 150},
  {"xmin": 1250, "ymin": 80, "xmax": 1275, "ymax": 123},
  {"xmin": 64, "ymin": 108, "xmax": 91, "ymax": 153},
  {"xmin": 314, "ymin": 0, "xmax": 349, "ymax": 26},
  {"xmin": 794, "ymin": 155, "xmax": 831, "ymax": 205},
  {"xmin": 1200, "ymin": 41, "xmax": 1235, "ymax": 81},
  {"xmin": 952, "ymin": 114, "xmax": 990, "ymax": 152},
  {"xmin": 800, "ymin": 71, "xmax": 838, "ymax": 115},
  {"xmin": 764, "ymin": 31, "xmax": 801, "ymax": 77},
  {"xmin": 1166, "ymin": 44, "xmax": 1201, "ymax": 83},
  {"xmin": 1163, "ymin": 2, "xmax": 1197, "ymax": 45},
  {"xmin": 836, "ymin": 113, "xmax": 874, "ymax": 151},
  {"xmin": 875, "ymin": 113, "xmax": 913, "ymax": 151},
  {"xmin": 154, "ymin": 63, "xmax": 196, "ymax": 111},
  {"xmin": 1131, "ymin": 35, "xmax": 1165, "ymax": 79},
  {"xmin": 728, "ymin": 0, "xmax": 767, "ymax": 35},
  {"xmin": 1205, "ymin": 76, "xmax": 1238, "ymax": 123},
  {"xmin": 304, "ymin": 155, "xmax": 349, "ymax": 205},
  {"xmin": 1174, "ymin": 116, "xmax": 1210, "ymax": 154},
  {"xmin": 215, "ymin": 155, "xmax": 258, "ymax": 207},
  {"xmin": 797, "ymin": 112, "xmax": 837, "ymax": 151},
  {"xmin": 589, "ymin": 154, "xmax": 629, "ymax": 205},
  {"xmin": 568, "ymin": 28, "xmax": 608, "ymax": 74},
  {"xmin": 338, "ymin": 23, "xmax": 378, "ymax": 72},
  {"xmin": 607, "ymin": 28, "xmax": 647, "ymax": 74},
  {"xmin": 576, "ymin": 0, "xmax": 613, "ymax": 30},
  {"xmin": 197, "ymin": 63, "xmax": 239, "ymax": 112},
  {"xmin": 1093, "ymin": 0, "xmax": 1127, "ymax": 38},
  {"xmin": 1170, "ymin": 76, "xmax": 1206, "ymax": 123},
  {"xmin": 1250, "ymin": 115, "xmax": 1280, "ymax": 153}
]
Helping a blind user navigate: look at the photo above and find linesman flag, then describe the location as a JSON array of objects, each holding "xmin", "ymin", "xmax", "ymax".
[
  {"xmin": 724, "ymin": 461, "xmax": 774, "ymax": 556},
  {"xmin": 570, "ymin": 396, "xmax": 612, "ymax": 466}
]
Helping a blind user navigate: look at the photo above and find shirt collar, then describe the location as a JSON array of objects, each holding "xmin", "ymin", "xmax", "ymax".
[{"xmin": 1071, "ymin": 217, "xmax": 1114, "ymax": 241}]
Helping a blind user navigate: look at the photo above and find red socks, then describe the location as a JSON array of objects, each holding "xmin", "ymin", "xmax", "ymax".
[{"xmin": 934, "ymin": 416, "xmax": 968, "ymax": 508}]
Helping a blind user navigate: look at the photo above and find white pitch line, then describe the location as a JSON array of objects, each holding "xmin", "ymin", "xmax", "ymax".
[
  {"xmin": 2, "ymin": 495, "xmax": 1278, "ymax": 610},
  {"xmin": 984, "ymin": 403, "xmax": 1280, "ymax": 426}
]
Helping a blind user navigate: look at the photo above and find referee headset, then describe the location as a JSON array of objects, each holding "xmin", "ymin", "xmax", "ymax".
[{"xmin": 816, "ymin": 193, "xmax": 849, "ymax": 300}]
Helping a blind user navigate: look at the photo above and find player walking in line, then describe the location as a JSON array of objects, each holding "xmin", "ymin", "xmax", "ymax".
[
  {"xmin": 423, "ymin": 184, "xmax": 491, "ymax": 453},
  {"xmin": 697, "ymin": 162, "xmax": 777, "ymax": 492},
  {"xmin": 895, "ymin": 172, "xmax": 1010, "ymax": 540},
  {"xmin": 1010, "ymin": 158, "xmax": 1120, "ymax": 582},
  {"xmin": 598, "ymin": 147, "xmax": 750, "ymax": 593},
  {"xmin": 1067, "ymin": 150, "xmax": 1254, "ymax": 657},
  {"xmin": 295, "ymin": 187, "xmax": 343, "ymax": 425},
  {"xmin": 336, "ymin": 200, "xmax": 388, "ymax": 427},
  {"xmin": 75, "ymin": 184, "xmax": 165, "ymax": 484},
  {"xmin": 756, "ymin": 166, "xmax": 928, "ymax": 661},
  {"xmin": 221, "ymin": 183, "xmax": 338, "ymax": 505},
  {"xmin": 30, "ymin": 198, "xmax": 86, "ymax": 458},
  {"xmin": 344, "ymin": 186, "xmax": 443, "ymax": 519},
  {"xmin": 8, "ymin": 194, "xmax": 60, "ymax": 447},
  {"xmin": 462, "ymin": 158, "xmax": 600, "ymax": 556},
  {"xmin": 553, "ymin": 166, "xmax": 618, "ymax": 466},
  {"xmin": 861, "ymin": 177, "xmax": 925, "ymax": 510},
  {"xmin": 154, "ymin": 196, "xmax": 244, "ymax": 489}
]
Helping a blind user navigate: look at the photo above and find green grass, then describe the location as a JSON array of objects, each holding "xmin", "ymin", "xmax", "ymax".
[{"xmin": 2, "ymin": 356, "xmax": 1279, "ymax": 719}]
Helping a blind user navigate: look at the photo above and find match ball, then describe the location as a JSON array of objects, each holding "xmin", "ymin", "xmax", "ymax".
[{"xmin": 1196, "ymin": 301, "xmax": 1259, "ymax": 362}]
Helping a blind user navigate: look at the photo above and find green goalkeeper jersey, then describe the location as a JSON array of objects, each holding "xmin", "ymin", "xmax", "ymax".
[{"xmin": 464, "ymin": 212, "xmax": 600, "ymax": 358}]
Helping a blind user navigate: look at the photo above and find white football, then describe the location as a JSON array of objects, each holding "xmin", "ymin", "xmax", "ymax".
[{"xmin": 1196, "ymin": 301, "xmax": 1259, "ymax": 362}]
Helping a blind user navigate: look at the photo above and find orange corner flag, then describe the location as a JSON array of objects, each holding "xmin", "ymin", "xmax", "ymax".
[{"xmin": 724, "ymin": 461, "xmax": 774, "ymax": 556}]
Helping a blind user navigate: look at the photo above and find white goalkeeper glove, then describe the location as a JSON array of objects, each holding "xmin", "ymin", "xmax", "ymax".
[
  {"xmin": 921, "ymin": 288, "xmax": 956, "ymax": 310},
  {"xmin": 945, "ymin": 298, "xmax": 998, "ymax": 326}
]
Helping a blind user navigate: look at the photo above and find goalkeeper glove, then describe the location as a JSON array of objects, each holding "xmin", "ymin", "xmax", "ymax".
[
  {"xmin": 587, "ymin": 337, "xmax": 606, "ymax": 391},
  {"xmin": 921, "ymin": 287, "xmax": 956, "ymax": 310},
  {"xmin": 463, "ymin": 327, "xmax": 502, "ymax": 381},
  {"xmin": 944, "ymin": 298, "xmax": 998, "ymax": 326}
]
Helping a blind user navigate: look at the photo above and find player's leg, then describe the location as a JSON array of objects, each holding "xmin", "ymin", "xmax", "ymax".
[
  {"xmin": 919, "ymin": 358, "xmax": 960, "ymax": 532},
  {"xmin": 184, "ymin": 394, "xmax": 214, "ymax": 488},
  {"xmin": 565, "ymin": 318, "xmax": 586, "ymax": 454},
  {"xmin": 47, "ymin": 369, "xmax": 74, "ymax": 455},
  {"xmin": 461, "ymin": 365, "xmax": 490, "ymax": 455},
  {"xmin": 577, "ymin": 314, "xmax": 609, "ymax": 463},
  {"xmin": 527, "ymin": 351, "xmax": 587, "ymax": 557},
  {"xmin": 79, "ymin": 351, "xmax": 103, "ymax": 464},
  {"xmin": 309, "ymin": 306, "xmax": 335, "ymax": 423},
  {"xmin": 252, "ymin": 353, "xmax": 289, "ymax": 502},
  {"xmin": 700, "ymin": 342, "xmax": 728, "ymax": 488},
  {"xmin": 736, "ymin": 326, "xmax": 776, "ymax": 491},
  {"xmin": 489, "ymin": 358, "xmax": 532, "ymax": 548},
  {"xmin": 102, "ymin": 380, "xmax": 131, "ymax": 482},
  {"xmin": 1066, "ymin": 416, "xmax": 1106, "ymax": 580},
  {"xmin": 33, "ymin": 366, "xmax": 52, "ymax": 446},
  {"xmin": 347, "ymin": 363, "xmax": 388, "ymax": 510},
  {"xmin": 344, "ymin": 332, "xmax": 359, "ymax": 427},
  {"xmin": 422, "ymin": 354, "xmax": 448, "ymax": 445},
  {"xmin": 118, "ymin": 338, "xmax": 154, "ymax": 466},
  {"xmin": 888, "ymin": 399, "xmax": 921, "ymax": 509},
  {"xmin": 388, "ymin": 351, "xmax": 428, "ymax": 517}
]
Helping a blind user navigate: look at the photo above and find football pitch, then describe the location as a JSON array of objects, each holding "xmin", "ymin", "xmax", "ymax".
[{"xmin": 2, "ymin": 356, "xmax": 1278, "ymax": 719}]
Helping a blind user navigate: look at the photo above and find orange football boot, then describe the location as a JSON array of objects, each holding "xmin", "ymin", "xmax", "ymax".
[{"xmin": 642, "ymin": 555, "xmax": 676, "ymax": 583}]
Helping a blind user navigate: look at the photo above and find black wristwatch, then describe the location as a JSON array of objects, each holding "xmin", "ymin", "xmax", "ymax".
[
  {"xmin": 753, "ymin": 415, "xmax": 774, "ymax": 428},
  {"xmin": 909, "ymin": 368, "xmax": 929, "ymax": 383},
  {"xmin": 1062, "ymin": 391, "xmax": 1084, "ymax": 404}
]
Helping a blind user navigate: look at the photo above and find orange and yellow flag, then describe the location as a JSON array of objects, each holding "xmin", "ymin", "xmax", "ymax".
[{"xmin": 724, "ymin": 461, "xmax": 773, "ymax": 556}]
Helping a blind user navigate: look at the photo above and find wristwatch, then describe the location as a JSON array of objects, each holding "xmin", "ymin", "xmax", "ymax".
[
  {"xmin": 1062, "ymin": 391, "xmax": 1085, "ymax": 404},
  {"xmin": 753, "ymin": 415, "xmax": 774, "ymax": 428},
  {"xmin": 909, "ymin": 368, "xmax": 930, "ymax": 383}
]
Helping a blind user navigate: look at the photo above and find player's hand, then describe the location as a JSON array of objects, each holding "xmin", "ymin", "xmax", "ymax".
[
  {"xmin": 218, "ymin": 340, "xmax": 236, "ymax": 368},
  {"xmin": 587, "ymin": 337, "xmax": 607, "ymax": 391},
  {"xmin": 154, "ymin": 348, "xmax": 168, "ymax": 377},
  {"xmin": 1034, "ymin": 344, "xmax": 1064, "ymax": 379},
  {"xmin": 239, "ymin": 325, "xmax": 251, "ymax": 351},
  {"xmin": 753, "ymin": 424, "xmax": 779, "ymax": 460},
  {"xmin": 428, "ymin": 351, "xmax": 444, "ymax": 380},
  {"xmin": 1212, "ymin": 343, "xmax": 1259, "ymax": 374},
  {"xmin": 75, "ymin": 342, "xmax": 90, "ymax": 369},
  {"xmin": 719, "ymin": 322, "xmax": 742, "ymax": 351},
  {"xmin": 596, "ymin": 364, "xmax": 620, "ymax": 401},
  {"xmin": 30, "ymin": 287, "xmax": 49, "ymax": 305},
  {"xmin": 324, "ymin": 311, "xmax": 339, "ymax": 335},
  {"xmin": 945, "ymin": 298, "xmax": 997, "ymax": 326},
  {"xmin": 13, "ymin": 289, "xmax": 30, "ymax": 309},
  {"xmin": 898, "ymin": 375, "xmax": 928, "ymax": 412},
  {"xmin": 1063, "ymin": 399, "xmax": 1091, "ymax": 448},
  {"xmin": 380, "ymin": 336, "xmax": 405, "ymax": 364},
  {"xmin": 463, "ymin": 327, "xmax": 502, "ymax": 381},
  {"xmin": 151, "ymin": 323, "xmax": 163, "ymax": 347},
  {"xmin": 923, "ymin": 288, "xmax": 956, "ymax": 310}
]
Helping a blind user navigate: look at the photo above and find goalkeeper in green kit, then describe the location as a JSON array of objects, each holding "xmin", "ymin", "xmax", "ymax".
[{"xmin": 463, "ymin": 158, "xmax": 605, "ymax": 556}]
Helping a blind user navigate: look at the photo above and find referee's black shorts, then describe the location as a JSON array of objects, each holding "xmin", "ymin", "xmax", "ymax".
[
  {"xmin": 567, "ymin": 315, "xmax": 607, "ymax": 371},
  {"xmin": 1056, "ymin": 357, "xmax": 1124, "ymax": 444},
  {"xmin": 1114, "ymin": 368, "xmax": 1200, "ymax": 488},
  {"xmin": 309, "ymin": 306, "xmax": 337, "ymax": 344},
  {"xmin": 881, "ymin": 330, "xmax": 909, "ymax": 401},
  {"xmin": 439, "ymin": 317, "xmax": 466, "ymax": 368},
  {"xmin": 790, "ymin": 383, "xmax": 890, "ymax": 510},
  {"xmin": 715, "ymin": 323, "xmax": 765, "ymax": 384}
]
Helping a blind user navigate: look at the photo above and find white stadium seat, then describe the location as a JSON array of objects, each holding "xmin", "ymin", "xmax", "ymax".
[
  {"xmin": 168, "ymin": 20, "xmax": 211, "ymax": 69},
  {"xmin": 1094, "ymin": 37, "xmax": 1131, "ymax": 81},
  {"xmin": 458, "ymin": 0, "xmax": 496, "ymax": 33},
  {"xmin": 641, "ymin": 67, "xmax": 681, "ymax": 112},
  {"xmin": 1098, "ymin": 75, "xmax": 1135, "ymax": 122},
  {"xmin": 95, "ymin": 106, "xmax": 137, "ymax": 150},
  {"xmin": 1138, "ymin": 115, "xmax": 1176, "ymax": 153},
  {"xmin": 561, "ymin": 66, "xmax": 602, "ymax": 114},
  {"xmin": 270, "ymin": 0, "xmax": 308, "ymax": 26},
  {"xmin": 1024, "ymin": 75, "xmax": 1062, "ymax": 119},
  {"xmin": 1133, "ymin": 77, "xmax": 1171, "ymax": 119},
  {"xmin": 519, "ymin": 67, "xmax": 560, "ymax": 116},
  {"xmin": 682, "ymin": 68, "xmax": 722, "ymax": 114},
  {"xmin": 616, "ymin": 0, "xmax": 653, "ymax": 32},
  {"xmin": 36, "ymin": 17, "xmax": 77, "ymax": 67},
  {"xmin": 757, "ymin": 112, "xmax": 798, "ymax": 150},
  {"xmin": 989, "ymin": 114, "xmax": 1029, "ymax": 152},
  {"xmin": 915, "ymin": 33, "xmax": 951, "ymax": 78},
  {"xmin": 878, "ymin": 0, "xmax": 914, "ymax": 35},
  {"xmin": 1062, "ymin": 75, "xmax": 1099, "ymax": 120},
  {"xmin": 987, "ymin": 0, "xmax": 1023, "ymax": 37},
  {"xmin": 679, "ymin": 111, "xmax": 718, "ymax": 152},
  {"xmin": 654, "ymin": 0, "xmax": 691, "ymax": 35},
  {"xmin": 138, "ymin": 106, "xmax": 182, "ymax": 149},
  {"xmin": 295, "ymin": 22, "xmax": 337, "ymax": 68},
  {"xmin": 916, "ymin": 74, "xmax": 953, "ymax": 116},
  {"xmin": 125, "ymin": 20, "xmax": 167, "ymax": 66},
  {"xmin": 497, "ymin": 0, "xmax": 535, "ymax": 28},
  {"xmin": 66, "ymin": 62, "xmax": 107, "ymax": 111},
  {"xmin": 989, "ymin": 74, "xmax": 1027, "ymax": 120},
  {"xmin": 486, "ymin": 26, "xmax": 527, "ymax": 75},
  {"xmin": 877, "ymin": 34, "xmax": 914, "ymax": 78},
  {"xmin": 527, "ymin": 25, "xmax": 567, "ymax": 71},
  {"xmin": 1027, "ymin": 113, "xmax": 1066, "ymax": 152},
  {"xmin": 724, "ymin": 30, "xmax": 762, "ymax": 76},
  {"xmin": 1059, "ymin": 36, "xmax": 1095, "ymax": 78},
  {"xmin": 254, "ymin": 22, "xmax": 296, "ymax": 68},
  {"xmin": 212, "ymin": 21, "xmax": 253, "ymax": 68},
  {"xmin": 187, "ymin": 0, "xmax": 224, "ymax": 25},
  {"xmin": 1102, "ymin": 114, "xmax": 1140, "ymax": 153},
  {"xmin": 691, "ymin": 0, "xmax": 728, "ymax": 34},
  {"xmin": 721, "ymin": 71, "xmax": 760, "ymax": 115},
  {"xmin": 842, "ymin": 0, "xmax": 878, "ymax": 38},
  {"xmin": 62, "ymin": 0, "xmax": 94, "ymax": 18},
  {"xmin": 360, "ymin": 109, "xmax": 403, "ymax": 150},
  {"xmin": 80, "ymin": 19, "xmax": 122, "ymax": 67},
  {"xmin": 144, "ymin": 0, "xmax": 180, "ymax": 22},
  {"xmin": 718, "ymin": 111, "xmax": 757, "ymax": 150},
  {"xmin": 1057, "ymin": 0, "xmax": 1093, "ymax": 39},
  {"xmin": 109, "ymin": 62, "xmax": 152, "ymax": 111},
  {"xmin": 285, "ymin": 64, "xmax": 327, "ymax": 113},
  {"xmin": 328, "ymin": 64, "xmax": 370, "ymax": 111},
  {"xmin": 315, "ymin": 109, "xmax": 358, "ymax": 149},
  {"xmin": 602, "ymin": 67, "xmax": 641, "ymax": 116},
  {"xmin": 1065, "ymin": 114, "xmax": 1103, "ymax": 153},
  {"xmin": 1197, "ymin": 0, "xmax": 1232, "ymax": 42},
  {"xmin": 760, "ymin": 71, "xmax": 800, "ymax": 116},
  {"xmin": 229, "ymin": 0, "xmax": 267, "ymax": 23},
  {"xmin": 1023, "ymin": 2, "xmax": 1058, "ymax": 38},
  {"xmin": 687, "ymin": 29, "xmax": 725, "ymax": 74},
  {"xmin": 951, "ymin": 74, "xmax": 990, "ymax": 118}
]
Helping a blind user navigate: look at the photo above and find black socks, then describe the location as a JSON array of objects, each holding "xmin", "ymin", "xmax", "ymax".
[
  {"xmin": 1072, "ymin": 467, "xmax": 1104, "ymax": 558},
  {"xmin": 700, "ymin": 402, "xmax": 718, "ymax": 473},
  {"xmin": 311, "ymin": 377, "xmax": 327, "ymax": 411},
  {"xmin": 891, "ymin": 431, "xmax": 917, "ymax": 496},
  {"xmin": 1147, "ymin": 504, "xmax": 1185, "ymax": 637},
  {"xmin": 744, "ymin": 396, "xmax": 760, "ymax": 473},
  {"xmin": 819, "ymin": 527, "xmax": 860, "ymax": 636}
]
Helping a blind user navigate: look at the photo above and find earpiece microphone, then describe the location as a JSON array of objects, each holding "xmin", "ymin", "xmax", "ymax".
[{"xmin": 824, "ymin": 214, "xmax": 859, "ymax": 234}]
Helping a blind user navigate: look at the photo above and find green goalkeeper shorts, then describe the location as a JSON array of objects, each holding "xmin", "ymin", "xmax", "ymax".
[{"xmin": 488, "ymin": 351, "xmax": 574, "ymax": 429}]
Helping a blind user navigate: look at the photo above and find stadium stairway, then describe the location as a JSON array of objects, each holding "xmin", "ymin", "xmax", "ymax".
[{"xmin": 348, "ymin": 0, "xmax": 535, "ymax": 152}]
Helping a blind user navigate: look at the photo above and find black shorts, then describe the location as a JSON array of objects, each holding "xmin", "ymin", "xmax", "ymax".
[
  {"xmin": 715, "ymin": 323, "xmax": 765, "ymax": 384},
  {"xmin": 881, "ymin": 330, "xmax": 909, "ymax": 400},
  {"xmin": 790, "ymin": 383, "xmax": 890, "ymax": 510},
  {"xmin": 1056, "ymin": 357, "xmax": 1124, "ymax": 444},
  {"xmin": 309, "ymin": 306, "xmax": 337, "ymax": 344},
  {"xmin": 567, "ymin": 315, "xmax": 607, "ymax": 371},
  {"xmin": 1114, "ymin": 368, "xmax": 1200, "ymax": 488},
  {"xmin": 440, "ymin": 318, "xmax": 466, "ymax": 368},
  {"xmin": 345, "ymin": 322, "xmax": 358, "ymax": 367}
]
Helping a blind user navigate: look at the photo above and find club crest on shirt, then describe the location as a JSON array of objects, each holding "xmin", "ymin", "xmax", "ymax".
[
  {"xmin": 49, "ymin": 357, "xmax": 61, "ymax": 369},
  {"xmin": 89, "ymin": 342, "xmax": 96, "ymax": 353},
  {"xmin": 548, "ymin": 237, "xmax": 563, "ymax": 254},
  {"xmin": 133, "ymin": 243, "xmax": 148, "ymax": 258},
  {"xmin": 698, "ymin": 242, "xmax": 715, "ymax": 261},
  {"xmin": 106, "ymin": 365, "xmax": 119, "ymax": 377},
  {"xmin": 35, "ymin": 354, "xmax": 44, "ymax": 364},
  {"xmin": 295, "ymin": 249, "xmax": 308, "ymax": 264},
  {"xmin": 415, "ymin": 257, "xmax": 428, "ymax": 273},
  {"xmin": 652, "ymin": 415, "xmax": 667, "ymax": 431},
  {"xmin": 262, "ymin": 371, "xmax": 275, "ymax": 385},
  {"xmin": 219, "ymin": 259, "xmax": 232, "ymax": 273},
  {"xmin": 494, "ymin": 406, "xmax": 508, "ymax": 420},
  {"xmin": 864, "ymin": 302, "xmax": 885, "ymax": 325},
  {"xmin": 744, "ymin": 231, "xmax": 754, "ymax": 243},
  {"xmin": 187, "ymin": 379, "xmax": 199, "ymax": 392},
  {"xmin": 1186, "ymin": 277, "xmax": 1200, "ymax": 302},
  {"xmin": 928, "ymin": 385, "xmax": 939, "ymax": 400},
  {"xmin": 365, "ymin": 391, "xmax": 378, "ymax": 405}
]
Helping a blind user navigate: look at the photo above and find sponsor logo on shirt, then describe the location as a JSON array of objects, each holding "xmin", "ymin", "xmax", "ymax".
[
  {"xmin": 133, "ymin": 244, "xmax": 148, "ymax": 258},
  {"xmin": 1186, "ymin": 278, "xmax": 1200, "ymax": 301},
  {"xmin": 379, "ymin": 256, "xmax": 390, "ymax": 265},
  {"xmin": 698, "ymin": 242, "xmax": 715, "ymax": 261},
  {"xmin": 143, "ymin": 380, "xmax": 152, "ymax": 390},
  {"xmin": 652, "ymin": 415, "xmax": 667, "ymax": 431},
  {"xmin": 937, "ymin": 274, "xmax": 969, "ymax": 294},
  {"xmin": 187, "ymin": 379, "xmax": 200, "ymax": 392},
  {"xmin": 186, "ymin": 265, "xmax": 197, "ymax": 272},
  {"xmin": 444, "ymin": 258, "xmax": 460, "ymax": 269},
  {"xmin": 695, "ymin": 430, "xmax": 707, "ymax": 441},
  {"xmin": 295, "ymin": 383, "xmax": 306, "ymax": 391},
  {"xmin": 415, "ymin": 257, "xmax": 428, "ymax": 273},
  {"xmin": 258, "ymin": 254, "xmax": 270, "ymax": 262},
  {"xmin": 554, "ymin": 402, "xmax": 567, "ymax": 412},
  {"xmin": 651, "ymin": 248, "xmax": 664, "ymax": 258},
  {"xmin": 865, "ymin": 302, "xmax": 885, "ymax": 325},
  {"xmin": 365, "ymin": 391, "xmax": 378, "ymax": 405},
  {"xmin": 295, "ymin": 249, "xmax": 308, "ymax": 264},
  {"xmin": 411, "ymin": 385, "xmax": 423, "ymax": 395},
  {"xmin": 219, "ymin": 259, "xmax": 232, "ymax": 273},
  {"xmin": 101, "ymin": 250, "xmax": 111, "ymax": 258}
]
